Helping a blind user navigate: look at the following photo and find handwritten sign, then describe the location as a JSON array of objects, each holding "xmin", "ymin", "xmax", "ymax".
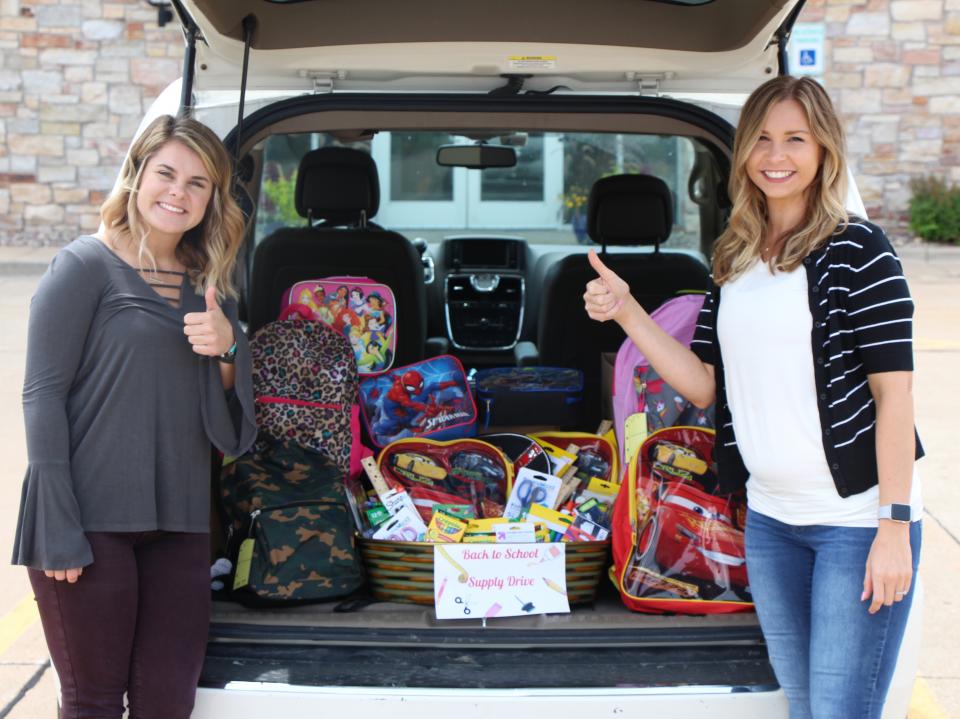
[{"xmin": 433, "ymin": 543, "xmax": 570, "ymax": 620}]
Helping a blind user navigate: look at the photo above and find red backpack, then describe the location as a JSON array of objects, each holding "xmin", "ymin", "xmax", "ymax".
[{"xmin": 611, "ymin": 426, "xmax": 752, "ymax": 615}]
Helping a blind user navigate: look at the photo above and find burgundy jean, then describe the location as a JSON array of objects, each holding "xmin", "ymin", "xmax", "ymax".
[{"xmin": 28, "ymin": 531, "xmax": 211, "ymax": 719}]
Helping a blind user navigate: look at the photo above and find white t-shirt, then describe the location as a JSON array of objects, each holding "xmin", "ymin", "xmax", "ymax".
[{"xmin": 717, "ymin": 260, "xmax": 922, "ymax": 527}]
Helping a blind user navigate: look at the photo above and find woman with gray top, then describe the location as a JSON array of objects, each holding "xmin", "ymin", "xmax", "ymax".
[{"xmin": 12, "ymin": 114, "xmax": 257, "ymax": 718}]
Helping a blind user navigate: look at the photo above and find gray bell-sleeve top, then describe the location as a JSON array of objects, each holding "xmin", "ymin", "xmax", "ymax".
[{"xmin": 12, "ymin": 235, "xmax": 257, "ymax": 570}]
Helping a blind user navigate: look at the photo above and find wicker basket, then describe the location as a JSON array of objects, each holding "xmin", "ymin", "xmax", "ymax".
[{"xmin": 358, "ymin": 537, "xmax": 611, "ymax": 606}]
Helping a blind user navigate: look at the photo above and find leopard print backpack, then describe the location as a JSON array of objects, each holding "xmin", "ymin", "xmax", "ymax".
[{"xmin": 249, "ymin": 305, "xmax": 361, "ymax": 475}]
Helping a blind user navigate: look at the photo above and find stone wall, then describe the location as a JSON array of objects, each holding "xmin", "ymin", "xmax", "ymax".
[
  {"xmin": 0, "ymin": 0, "xmax": 181, "ymax": 245},
  {"xmin": 803, "ymin": 0, "xmax": 960, "ymax": 231},
  {"xmin": 0, "ymin": 0, "xmax": 958, "ymax": 244}
]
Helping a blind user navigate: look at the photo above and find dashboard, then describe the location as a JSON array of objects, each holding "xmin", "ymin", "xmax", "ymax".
[
  {"xmin": 418, "ymin": 235, "xmax": 708, "ymax": 362},
  {"xmin": 439, "ymin": 237, "xmax": 526, "ymax": 352}
]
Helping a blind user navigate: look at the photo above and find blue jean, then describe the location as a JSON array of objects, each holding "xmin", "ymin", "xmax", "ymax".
[{"xmin": 745, "ymin": 509, "xmax": 921, "ymax": 719}]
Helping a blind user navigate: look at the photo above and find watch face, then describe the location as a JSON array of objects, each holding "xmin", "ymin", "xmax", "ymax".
[{"xmin": 891, "ymin": 504, "xmax": 912, "ymax": 522}]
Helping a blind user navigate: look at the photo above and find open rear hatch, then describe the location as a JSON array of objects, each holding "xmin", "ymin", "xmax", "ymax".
[{"xmin": 176, "ymin": 0, "xmax": 806, "ymax": 95}]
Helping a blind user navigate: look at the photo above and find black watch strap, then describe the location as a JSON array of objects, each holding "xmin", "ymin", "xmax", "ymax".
[{"xmin": 218, "ymin": 341, "xmax": 237, "ymax": 364}]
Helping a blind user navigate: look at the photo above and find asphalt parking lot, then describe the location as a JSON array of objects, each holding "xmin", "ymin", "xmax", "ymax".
[{"xmin": 0, "ymin": 240, "xmax": 957, "ymax": 718}]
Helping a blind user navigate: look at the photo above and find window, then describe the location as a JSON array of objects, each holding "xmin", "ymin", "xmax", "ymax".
[{"xmin": 253, "ymin": 130, "xmax": 710, "ymax": 250}]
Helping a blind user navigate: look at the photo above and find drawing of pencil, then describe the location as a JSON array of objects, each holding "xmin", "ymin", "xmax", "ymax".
[
  {"xmin": 437, "ymin": 576, "xmax": 448, "ymax": 602},
  {"xmin": 542, "ymin": 577, "xmax": 567, "ymax": 596},
  {"xmin": 437, "ymin": 546, "xmax": 470, "ymax": 582}
]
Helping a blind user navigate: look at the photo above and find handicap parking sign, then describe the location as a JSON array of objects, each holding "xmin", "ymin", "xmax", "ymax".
[{"xmin": 788, "ymin": 23, "xmax": 825, "ymax": 76}]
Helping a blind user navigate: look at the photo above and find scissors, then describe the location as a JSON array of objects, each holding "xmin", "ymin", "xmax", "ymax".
[
  {"xmin": 515, "ymin": 478, "xmax": 549, "ymax": 508},
  {"xmin": 386, "ymin": 525, "xmax": 420, "ymax": 542},
  {"xmin": 455, "ymin": 596, "xmax": 472, "ymax": 615}
]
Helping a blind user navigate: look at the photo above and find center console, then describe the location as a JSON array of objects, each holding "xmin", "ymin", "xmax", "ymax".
[{"xmin": 443, "ymin": 237, "xmax": 526, "ymax": 351}]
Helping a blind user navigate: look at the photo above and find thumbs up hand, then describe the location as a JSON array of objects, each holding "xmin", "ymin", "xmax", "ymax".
[
  {"xmin": 583, "ymin": 250, "xmax": 635, "ymax": 325},
  {"xmin": 183, "ymin": 285, "xmax": 235, "ymax": 357}
]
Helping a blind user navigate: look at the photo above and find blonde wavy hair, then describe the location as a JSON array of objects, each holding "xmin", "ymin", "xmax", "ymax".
[
  {"xmin": 100, "ymin": 114, "xmax": 245, "ymax": 300},
  {"xmin": 712, "ymin": 76, "xmax": 849, "ymax": 285}
]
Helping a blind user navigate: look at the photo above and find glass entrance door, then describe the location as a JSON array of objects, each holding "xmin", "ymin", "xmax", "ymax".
[{"xmin": 374, "ymin": 132, "xmax": 563, "ymax": 230}]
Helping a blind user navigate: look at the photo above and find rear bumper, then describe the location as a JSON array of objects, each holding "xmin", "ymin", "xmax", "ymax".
[{"xmin": 193, "ymin": 684, "xmax": 789, "ymax": 718}]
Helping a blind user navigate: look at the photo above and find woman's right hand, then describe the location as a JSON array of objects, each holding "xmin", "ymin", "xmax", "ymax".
[
  {"xmin": 583, "ymin": 250, "xmax": 636, "ymax": 326},
  {"xmin": 44, "ymin": 567, "xmax": 83, "ymax": 583}
]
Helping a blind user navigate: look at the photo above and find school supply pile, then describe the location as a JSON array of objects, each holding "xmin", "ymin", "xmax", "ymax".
[
  {"xmin": 349, "ymin": 423, "xmax": 620, "ymax": 547},
  {"xmin": 223, "ymin": 272, "xmax": 643, "ymax": 612}
]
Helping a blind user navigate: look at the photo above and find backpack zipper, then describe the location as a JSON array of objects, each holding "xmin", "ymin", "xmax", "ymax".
[{"xmin": 255, "ymin": 397, "xmax": 344, "ymax": 410}]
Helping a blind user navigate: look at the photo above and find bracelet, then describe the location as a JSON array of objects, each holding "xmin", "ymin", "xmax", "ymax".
[{"xmin": 218, "ymin": 340, "xmax": 238, "ymax": 364}]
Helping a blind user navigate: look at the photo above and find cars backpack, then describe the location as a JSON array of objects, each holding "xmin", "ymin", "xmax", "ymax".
[
  {"xmin": 611, "ymin": 426, "xmax": 752, "ymax": 615},
  {"xmin": 279, "ymin": 276, "xmax": 397, "ymax": 375},
  {"xmin": 612, "ymin": 293, "xmax": 714, "ymax": 469},
  {"xmin": 249, "ymin": 307, "xmax": 367, "ymax": 478}
]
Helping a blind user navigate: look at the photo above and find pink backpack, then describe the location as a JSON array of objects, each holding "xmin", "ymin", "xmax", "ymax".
[
  {"xmin": 612, "ymin": 294, "xmax": 711, "ymax": 469},
  {"xmin": 279, "ymin": 277, "xmax": 397, "ymax": 375}
]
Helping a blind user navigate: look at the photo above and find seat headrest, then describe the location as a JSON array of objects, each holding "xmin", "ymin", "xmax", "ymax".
[
  {"xmin": 295, "ymin": 147, "xmax": 380, "ymax": 225},
  {"xmin": 587, "ymin": 174, "xmax": 672, "ymax": 247}
]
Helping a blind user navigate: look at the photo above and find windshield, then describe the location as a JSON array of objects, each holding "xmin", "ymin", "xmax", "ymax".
[{"xmin": 253, "ymin": 130, "xmax": 721, "ymax": 251}]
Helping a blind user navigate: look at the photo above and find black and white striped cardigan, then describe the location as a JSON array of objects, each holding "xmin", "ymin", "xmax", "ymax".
[{"xmin": 691, "ymin": 219, "xmax": 924, "ymax": 497}]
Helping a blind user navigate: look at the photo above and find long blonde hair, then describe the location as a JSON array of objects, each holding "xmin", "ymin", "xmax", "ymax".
[
  {"xmin": 712, "ymin": 76, "xmax": 849, "ymax": 285},
  {"xmin": 100, "ymin": 114, "xmax": 245, "ymax": 299}
]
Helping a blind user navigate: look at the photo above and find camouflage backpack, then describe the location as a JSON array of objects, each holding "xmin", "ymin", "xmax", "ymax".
[{"xmin": 220, "ymin": 439, "xmax": 364, "ymax": 605}]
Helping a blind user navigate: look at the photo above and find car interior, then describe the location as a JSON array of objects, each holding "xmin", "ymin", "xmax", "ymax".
[
  {"xmin": 198, "ymin": 102, "xmax": 777, "ymax": 677},
  {"xmin": 233, "ymin": 110, "xmax": 731, "ymax": 426}
]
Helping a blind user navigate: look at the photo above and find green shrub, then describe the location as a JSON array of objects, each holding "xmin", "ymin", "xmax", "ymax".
[
  {"xmin": 260, "ymin": 171, "xmax": 300, "ymax": 227},
  {"xmin": 908, "ymin": 176, "xmax": 960, "ymax": 245}
]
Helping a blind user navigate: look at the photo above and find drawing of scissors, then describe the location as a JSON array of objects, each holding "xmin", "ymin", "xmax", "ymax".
[{"xmin": 455, "ymin": 596, "xmax": 472, "ymax": 615}]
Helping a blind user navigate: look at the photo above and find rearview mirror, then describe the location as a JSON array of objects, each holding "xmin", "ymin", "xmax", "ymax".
[{"xmin": 436, "ymin": 144, "xmax": 517, "ymax": 169}]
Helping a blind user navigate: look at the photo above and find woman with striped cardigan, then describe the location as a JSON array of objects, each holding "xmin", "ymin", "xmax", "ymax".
[{"xmin": 585, "ymin": 76, "xmax": 921, "ymax": 719}]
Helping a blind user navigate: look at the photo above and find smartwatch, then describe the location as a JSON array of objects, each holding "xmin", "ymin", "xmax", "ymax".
[
  {"xmin": 218, "ymin": 340, "xmax": 238, "ymax": 364},
  {"xmin": 878, "ymin": 503, "xmax": 912, "ymax": 523}
]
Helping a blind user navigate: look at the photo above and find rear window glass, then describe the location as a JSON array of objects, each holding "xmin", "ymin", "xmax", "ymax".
[{"xmin": 253, "ymin": 130, "xmax": 718, "ymax": 250}]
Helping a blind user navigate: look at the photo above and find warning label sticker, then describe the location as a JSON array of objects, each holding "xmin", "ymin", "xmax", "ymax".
[{"xmin": 508, "ymin": 56, "xmax": 557, "ymax": 70}]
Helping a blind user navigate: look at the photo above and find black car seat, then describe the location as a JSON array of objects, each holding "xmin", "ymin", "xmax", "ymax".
[
  {"xmin": 248, "ymin": 147, "xmax": 427, "ymax": 367},
  {"xmin": 535, "ymin": 174, "xmax": 710, "ymax": 428}
]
